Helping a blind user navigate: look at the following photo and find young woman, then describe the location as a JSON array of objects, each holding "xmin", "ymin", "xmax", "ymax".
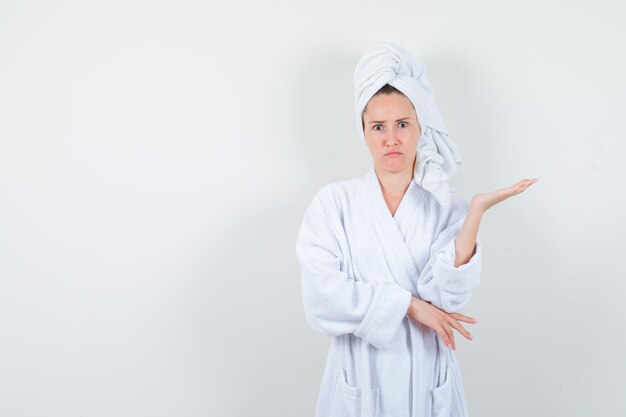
[{"xmin": 295, "ymin": 42, "xmax": 537, "ymax": 417}]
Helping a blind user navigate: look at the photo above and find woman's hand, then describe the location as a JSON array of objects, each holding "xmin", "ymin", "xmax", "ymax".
[
  {"xmin": 471, "ymin": 178, "xmax": 539, "ymax": 213},
  {"xmin": 407, "ymin": 298, "xmax": 477, "ymax": 350}
]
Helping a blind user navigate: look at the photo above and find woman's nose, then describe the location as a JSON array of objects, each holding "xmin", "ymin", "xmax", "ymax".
[{"xmin": 385, "ymin": 136, "xmax": 398, "ymax": 146}]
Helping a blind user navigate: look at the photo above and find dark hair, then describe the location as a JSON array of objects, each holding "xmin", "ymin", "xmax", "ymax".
[{"xmin": 373, "ymin": 83, "xmax": 404, "ymax": 97}]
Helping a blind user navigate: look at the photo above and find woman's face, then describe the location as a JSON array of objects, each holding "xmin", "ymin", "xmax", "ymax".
[{"xmin": 362, "ymin": 92, "xmax": 421, "ymax": 175}]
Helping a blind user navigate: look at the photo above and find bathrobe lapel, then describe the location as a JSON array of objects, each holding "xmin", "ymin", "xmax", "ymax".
[{"xmin": 362, "ymin": 168, "xmax": 426, "ymax": 295}]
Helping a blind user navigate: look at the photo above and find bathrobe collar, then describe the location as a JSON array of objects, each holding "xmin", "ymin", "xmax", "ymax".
[{"xmin": 363, "ymin": 167, "xmax": 426, "ymax": 294}]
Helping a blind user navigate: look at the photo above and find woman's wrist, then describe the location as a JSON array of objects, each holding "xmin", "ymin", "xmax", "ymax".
[{"xmin": 407, "ymin": 297, "xmax": 422, "ymax": 319}]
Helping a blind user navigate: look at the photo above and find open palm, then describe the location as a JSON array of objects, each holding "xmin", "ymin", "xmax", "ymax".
[{"xmin": 471, "ymin": 178, "xmax": 539, "ymax": 212}]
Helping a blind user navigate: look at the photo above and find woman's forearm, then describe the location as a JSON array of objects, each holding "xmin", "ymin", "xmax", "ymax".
[{"xmin": 453, "ymin": 203, "xmax": 484, "ymax": 268}]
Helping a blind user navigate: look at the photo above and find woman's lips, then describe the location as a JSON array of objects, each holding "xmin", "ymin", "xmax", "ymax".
[{"xmin": 386, "ymin": 152, "xmax": 401, "ymax": 157}]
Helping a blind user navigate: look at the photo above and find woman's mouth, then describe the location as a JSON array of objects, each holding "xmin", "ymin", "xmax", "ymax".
[{"xmin": 386, "ymin": 151, "xmax": 401, "ymax": 157}]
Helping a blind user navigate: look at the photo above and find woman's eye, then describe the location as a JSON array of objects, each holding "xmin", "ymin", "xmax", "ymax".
[
  {"xmin": 373, "ymin": 125, "xmax": 382, "ymax": 131},
  {"xmin": 399, "ymin": 121, "xmax": 408, "ymax": 128}
]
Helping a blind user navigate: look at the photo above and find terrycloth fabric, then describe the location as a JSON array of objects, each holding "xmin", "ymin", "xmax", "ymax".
[
  {"xmin": 353, "ymin": 41, "xmax": 463, "ymax": 209},
  {"xmin": 295, "ymin": 168, "xmax": 482, "ymax": 417}
]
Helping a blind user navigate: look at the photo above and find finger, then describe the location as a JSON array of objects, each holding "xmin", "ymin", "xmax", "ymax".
[
  {"xmin": 522, "ymin": 178, "xmax": 539, "ymax": 188},
  {"xmin": 518, "ymin": 182, "xmax": 536, "ymax": 193},
  {"xmin": 448, "ymin": 316, "xmax": 477, "ymax": 324},
  {"xmin": 449, "ymin": 313, "xmax": 478, "ymax": 323},
  {"xmin": 511, "ymin": 181, "xmax": 532, "ymax": 195},
  {"xmin": 449, "ymin": 312, "xmax": 477, "ymax": 321},
  {"xmin": 505, "ymin": 179, "xmax": 537, "ymax": 197},
  {"xmin": 503, "ymin": 182, "xmax": 526, "ymax": 196},
  {"xmin": 520, "ymin": 178, "xmax": 537, "ymax": 186},
  {"xmin": 442, "ymin": 322, "xmax": 455, "ymax": 350},
  {"xmin": 447, "ymin": 317, "xmax": 473, "ymax": 341},
  {"xmin": 436, "ymin": 327, "xmax": 451, "ymax": 349}
]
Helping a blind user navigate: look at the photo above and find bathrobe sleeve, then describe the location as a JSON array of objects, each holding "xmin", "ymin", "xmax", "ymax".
[
  {"xmin": 416, "ymin": 194, "xmax": 482, "ymax": 313},
  {"xmin": 295, "ymin": 190, "xmax": 413, "ymax": 351}
]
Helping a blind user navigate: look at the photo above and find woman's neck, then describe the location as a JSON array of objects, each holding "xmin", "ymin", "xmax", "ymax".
[
  {"xmin": 375, "ymin": 168, "xmax": 412, "ymax": 198},
  {"xmin": 374, "ymin": 163, "xmax": 415, "ymax": 216},
  {"xmin": 374, "ymin": 156, "xmax": 416, "ymax": 198}
]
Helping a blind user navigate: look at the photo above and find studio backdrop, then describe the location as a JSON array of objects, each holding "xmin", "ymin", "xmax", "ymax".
[{"xmin": 0, "ymin": 1, "xmax": 624, "ymax": 416}]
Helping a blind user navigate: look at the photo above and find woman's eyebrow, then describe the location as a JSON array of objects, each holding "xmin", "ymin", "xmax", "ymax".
[{"xmin": 368, "ymin": 117, "xmax": 412, "ymax": 124}]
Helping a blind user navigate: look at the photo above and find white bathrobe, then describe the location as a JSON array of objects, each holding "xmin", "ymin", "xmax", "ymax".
[{"xmin": 295, "ymin": 168, "xmax": 482, "ymax": 417}]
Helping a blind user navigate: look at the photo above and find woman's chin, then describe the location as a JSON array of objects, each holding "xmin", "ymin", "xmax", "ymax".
[{"xmin": 378, "ymin": 159, "xmax": 409, "ymax": 173}]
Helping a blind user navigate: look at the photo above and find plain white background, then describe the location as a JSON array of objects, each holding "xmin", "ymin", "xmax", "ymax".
[{"xmin": 1, "ymin": 1, "xmax": 625, "ymax": 416}]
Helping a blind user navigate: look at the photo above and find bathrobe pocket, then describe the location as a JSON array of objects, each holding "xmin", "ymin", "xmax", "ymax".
[
  {"xmin": 329, "ymin": 368, "xmax": 380, "ymax": 417},
  {"xmin": 431, "ymin": 361, "xmax": 452, "ymax": 417}
]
